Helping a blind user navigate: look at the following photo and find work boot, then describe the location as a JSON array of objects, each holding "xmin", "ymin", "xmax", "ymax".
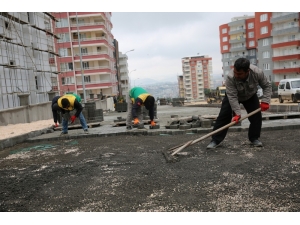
[
  {"xmin": 206, "ymin": 140, "xmax": 220, "ymax": 149},
  {"xmin": 60, "ymin": 132, "xmax": 68, "ymax": 136},
  {"xmin": 251, "ymin": 139, "xmax": 263, "ymax": 147},
  {"xmin": 84, "ymin": 129, "xmax": 89, "ymax": 134}
]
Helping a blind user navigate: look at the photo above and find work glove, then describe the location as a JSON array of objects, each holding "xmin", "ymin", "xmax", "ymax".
[
  {"xmin": 150, "ymin": 120, "xmax": 156, "ymax": 126},
  {"xmin": 232, "ymin": 114, "xmax": 241, "ymax": 124},
  {"xmin": 133, "ymin": 118, "xmax": 140, "ymax": 125},
  {"xmin": 260, "ymin": 102, "xmax": 269, "ymax": 111},
  {"xmin": 70, "ymin": 115, "xmax": 76, "ymax": 123},
  {"xmin": 54, "ymin": 123, "xmax": 58, "ymax": 128}
]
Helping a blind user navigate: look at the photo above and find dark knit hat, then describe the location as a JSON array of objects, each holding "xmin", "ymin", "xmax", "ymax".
[
  {"xmin": 144, "ymin": 95, "xmax": 154, "ymax": 110},
  {"xmin": 61, "ymin": 98, "xmax": 70, "ymax": 108}
]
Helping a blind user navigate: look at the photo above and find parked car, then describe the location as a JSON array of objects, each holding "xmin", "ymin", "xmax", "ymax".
[{"xmin": 278, "ymin": 78, "xmax": 300, "ymax": 103}]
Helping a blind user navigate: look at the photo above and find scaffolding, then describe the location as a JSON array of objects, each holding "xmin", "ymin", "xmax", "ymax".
[{"xmin": 0, "ymin": 12, "xmax": 59, "ymax": 110}]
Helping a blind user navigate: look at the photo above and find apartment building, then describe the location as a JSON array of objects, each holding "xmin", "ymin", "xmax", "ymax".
[
  {"xmin": 177, "ymin": 75, "xmax": 184, "ymax": 98},
  {"xmin": 118, "ymin": 52, "xmax": 130, "ymax": 99},
  {"xmin": 0, "ymin": 12, "xmax": 58, "ymax": 110},
  {"xmin": 269, "ymin": 12, "xmax": 300, "ymax": 82},
  {"xmin": 52, "ymin": 12, "xmax": 117, "ymax": 101},
  {"xmin": 181, "ymin": 55, "xmax": 213, "ymax": 101},
  {"xmin": 219, "ymin": 12, "xmax": 300, "ymax": 85}
]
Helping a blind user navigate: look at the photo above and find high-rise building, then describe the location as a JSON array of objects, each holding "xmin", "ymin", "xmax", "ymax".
[
  {"xmin": 219, "ymin": 12, "xmax": 300, "ymax": 85},
  {"xmin": 181, "ymin": 55, "xmax": 213, "ymax": 101},
  {"xmin": 52, "ymin": 12, "xmax": 117, "ymax": 101},
  {"xmin": 0, "ymin": 12, "xmax": 58, "ymax": 110},
  {"xmin": 118, "ymin": 52, "xmax": 130, "ymax": 99}
]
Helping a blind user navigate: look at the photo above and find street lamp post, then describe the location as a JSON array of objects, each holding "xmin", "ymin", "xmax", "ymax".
[
  {"xmin": 125, "ymin": 49, "xmax": 134, "ymax": 54},
  {"xmin": 75, "ymin": 12, "xmax": 86, "ymax": 103}
]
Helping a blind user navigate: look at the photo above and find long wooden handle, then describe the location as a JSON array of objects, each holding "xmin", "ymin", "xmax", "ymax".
[{"xmin": 171, "ymin": 108, "xmax": 261, "ymax": 156}]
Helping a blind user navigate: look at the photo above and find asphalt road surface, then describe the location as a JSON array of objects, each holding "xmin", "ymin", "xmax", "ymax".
[{"xmin": 0, "ymin": 127, "xmax": 300, "ymax": 212}]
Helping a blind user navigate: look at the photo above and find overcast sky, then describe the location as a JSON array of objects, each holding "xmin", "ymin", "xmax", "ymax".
[{"xmin": 111, "ymin": 12, "xmax": 254, "ymax": 82}]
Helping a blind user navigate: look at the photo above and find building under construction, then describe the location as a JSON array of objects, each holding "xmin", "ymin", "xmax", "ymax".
[{"xmin": 0, "ymin": 12, "xmax": 59, "ymax": 111}]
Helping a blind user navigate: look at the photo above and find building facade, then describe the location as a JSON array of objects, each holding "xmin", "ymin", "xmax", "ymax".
[
  {"xmin": 118, "ymin": 52, "xmax": 130, "ymax": 100},
  {"xmin": 219, "ymin": 12, "xmax": 300, "ymax": 85},
  {"xmin": 181, "ymin": 55, "xmax": 213, "ymax": 101},
  {"xmin": 0, "ymin": 12, "xmax": 58, "ymax": 110},
  {"xmin": 52, "ymin": 12, "xmax": 117, "ymax": 101}
]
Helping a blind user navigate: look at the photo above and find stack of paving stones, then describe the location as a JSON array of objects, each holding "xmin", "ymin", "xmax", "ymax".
[
  {"xmin": 84, "ymin": 101, "xmax": 103, "ymax": 123},
  {"xmin": 115, "ymin": 102, "xmax": 127, "ymax": 112},
  {"xmin": 171, "ymin": 98, "xmax": 185, "ymax": 107},
  {"xmin": 165, "ymin": 115, "xmax": 241, "ymax": 130},
  {"xmin": 159, "ymin": 98, "xmax": 167, "ymax": 105}
]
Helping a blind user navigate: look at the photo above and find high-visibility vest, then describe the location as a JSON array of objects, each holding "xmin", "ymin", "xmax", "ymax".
[{"xmin": 58, "ymin": 95, "xmax": 76, "ymax": 111}]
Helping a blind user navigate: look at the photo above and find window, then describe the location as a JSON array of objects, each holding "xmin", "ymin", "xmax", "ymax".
[
  {"xmin": 82, "ymin": 62, "xmax": 89, "ymax": 69},
  {"xmin": 222, "ymin": 36, "xmax": 228, "ymax": 42},
  {"xmin": 223, "ymin": 53, "xmax": 230, "ymax": 58},
  {"xmin": 84, "ymin": 76, "xmax": 91, "ymax": 83},
  {"xmin": 248, "ymin": 22, "xmax": 254, "ymax": 29},
  {"xmin": 248, "ymin": 32, "xmax": 254, "ymax": 38},
  {"xmin": 261, "ymin": 26, "xmax": 268, "ymax": 34},
  {"xmin": 249, "ymin": 49, "xmax": 256, "ymax": 56},
  {"xmin": 60, "ymin": 63, "xmax": 73, "ymax": 71},
  {"xmin": 224, "ymin": 62, "xmax": 229, "ymax": 67},
  {"xmin": 56, "ymin": 18, "xmax": 69, "ymax": 28},
  {"xmin": 81, "ymin": 48, "xmax": 88, "ymax": 55},
  {"xmin": 286, "ymin": 82, "xmax": 290, "ymax": 89},
  {"xmin": 58, "ymin": 33, "xmax": 70, "ymax": 43},
  {"xmin": 288, "ymin": 35, "xmax": 296, "ymax": 41},
  {"xmin": 291, "ymin": 61, "xmax": 297, "ymax": 68},
  {"xmin": 59, "ymin": 48, "xmax": 68, "ymax": 57},
  {"xmin": 263, "ymin": 63, "xmax": 270, "ymax": 70},
  {"xmin": 260, "ymin": 14, "xmax": 268, "ymax": 22},
  {"xmin": 222, "ymin": 28, "xmax": 227, "ymax": 34},
  {"xmin": 250, "ymin": 59, "xmax": 257, "ymax": 65},
  {"xmin": 97, "ymin": 46, "xmax": 101, "ymax": 52},
  {"xmin": 262, "ymin": 39, "xmax": 269, "ymax": 46},
  {"xmin": 263, "ymin": 51, "xmax": 270, "ymax": 58},
  {"xmin": 223, "ymin": 45, "xmax": 228, "ymax": 50},
  {"xmin": 61, "ymin": 77, "xmax": 74, "ymax": 85},
  {"xmin": 249, "ymin": 41, "xmax": 255, "ymax": 47}
]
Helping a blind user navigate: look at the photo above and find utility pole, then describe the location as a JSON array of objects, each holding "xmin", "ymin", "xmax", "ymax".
[{"xmin": 76, "ymin": 12, "xmax": 86, "ymax": 103}]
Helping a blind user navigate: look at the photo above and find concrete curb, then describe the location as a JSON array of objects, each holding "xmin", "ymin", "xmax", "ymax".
[
  {"xmin": 0, "ymin": 127, "xmax": 53, "ymax": 150},
  {"xmin": 23, "ymin": 123, "xmax": 300, "ymax": 144}
]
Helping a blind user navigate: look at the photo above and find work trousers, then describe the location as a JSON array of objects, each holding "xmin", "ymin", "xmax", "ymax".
[
  {"xmin": 126, "ymin": 94, "xmax": 143, "ymax": 126},
  {"xmin": 211, "ymin": 93, "xmax": 262, "ymax": 144},
  {"xmin": 61, "ymin": 112, "xmax": 88, "ymax": 133}
]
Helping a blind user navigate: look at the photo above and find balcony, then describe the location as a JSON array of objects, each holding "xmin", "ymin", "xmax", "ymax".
[
  {"xmin": 72, "ymin": 37, "xmax": 108, "ymax": 47},
  {"xmin": 120, "ymin": 75, "xmax": 128, "ymax": 80},
  {"xmin": 229, "ymin": 37, "xmax": 245, "ymax": 44},
  {"xmin": 70, "ymin": 23, "xmax": 105, "ymax": 32},
  {"xmin": 120, "ymin": 68, "xmax": 128, "ymax": 73},
  {"xmin": 228, "ymin": 20, "xmax": 245, "ymax": 27},
  {"xmin": 271, "ymin": 27, "xmax": 300, "ymax": 36},
  {"xmin": 273, "ymin": 66, "xmax": 300, "ymax": 74},
  {"xmin": 272, "ymin": 40, "xmax": 300, "ymax": 48},
  {"xmin": 271, "ymin": 13, "xmax": 299, "ymax": 23},
  {"xmin": 69, "ymin": 12, "xmax": 104, "ymax": 18},
  {"xmin": 272, "ymin": 54, "xmax": 300, "ymax": 61},
  {"xmin": 75, "ymin": 66, "xmax": 110, "ymax": 75},
  {"xmin": 230, "ymin": 46, "xmax": 247, "ymax": 52},
  {"xmin": 73, "ymin": 51, "xmax": 109, "ymax": 61},
  {"xmin": 229, "ymin": 28, "xmax": 245, "ymax": 35},
  {"xmin": 70, "ymin": 22, "xmax": 104, "ymax": 27}
]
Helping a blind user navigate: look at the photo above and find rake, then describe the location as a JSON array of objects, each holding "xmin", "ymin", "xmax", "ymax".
[{"xmin": 162, "ymin": 108, "xmax": 261, "ymax": 163}]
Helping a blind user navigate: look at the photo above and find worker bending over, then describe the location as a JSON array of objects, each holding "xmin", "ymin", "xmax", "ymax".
[
  {"xmin": 52, "ymin": 93, "xmax": 89, "ymax": 135},
  {"xmin": 126, "ymin": 87, "xmax": 156, "ymax": 130}
]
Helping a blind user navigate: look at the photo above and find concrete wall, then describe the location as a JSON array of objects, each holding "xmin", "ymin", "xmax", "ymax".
[{"xmin": 0, "ymin": 102, "xmax": 52, "ymax": 126}]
